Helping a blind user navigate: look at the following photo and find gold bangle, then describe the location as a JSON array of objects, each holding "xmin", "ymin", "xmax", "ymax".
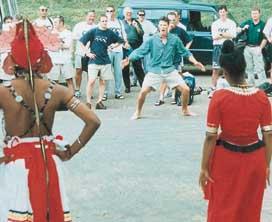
[
  {"xmin": 69, "ymin": 98, "xmax": 81, "ymax": 111},
  {"xmin": 77, "ymin": 137, "xmax": 82, "ymax": 146}
]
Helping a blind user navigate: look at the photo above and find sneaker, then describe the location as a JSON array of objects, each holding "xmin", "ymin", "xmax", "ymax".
[
  {"xmin": 154, "ymin": 100, "xmax": 165, "ymax": 106},
  {"xmin": 193, "ymin": 86, "xmax": 203, "ymax": 95},
  {"xmin": 75, "ymin": 90, "xmax": 81, "ymax": 98},
  {"xmin": 102, "ymin": 94, "xmax": 107, "ymax": 101},
  {"xmin": 96, "ymin": 101, "xmax": 107, "ymax": 110},
  {"xmin": 171, "ymin": 99, "xmax": 177, "ymax": 105},
  {"xmin": 125, "ymin": 88, "xmax": 131, "ymax": 93},
  {"xmin": 208, "ymin": 90, "xmax": 215, "ymax": 99},
  {"xmin": 115, "ymin": 95, "xmax": 124, "ymax": 99}
]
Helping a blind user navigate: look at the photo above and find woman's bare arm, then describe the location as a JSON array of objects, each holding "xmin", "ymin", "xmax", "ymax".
[
  {"xmin": 263, "ymin": 131, "xmax": 272, "ymax": 185},
  {"xmin": 199, "ymin": 133, "xmax": 217, "ymax": 192},
  {"xmin": 53, "ymin": 85, "xmax": 101, "ymax": 161}
]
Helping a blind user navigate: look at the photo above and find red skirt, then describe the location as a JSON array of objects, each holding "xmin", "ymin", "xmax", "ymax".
[{"xmin": 205, "ymin": 145, "xmax": 267, "ymax": 222}]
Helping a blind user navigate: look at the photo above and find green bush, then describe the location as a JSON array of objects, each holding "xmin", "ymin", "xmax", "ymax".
[{"xmin": 17, "ymin": 0, "xmax": 272, "ymax": 28}]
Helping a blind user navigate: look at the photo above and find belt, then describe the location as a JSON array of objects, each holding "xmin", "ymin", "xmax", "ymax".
[
  {"xmin": 216, "ymin": 139, "xmax": 264, "ymax": 153},
  {"xmin": 247, "ymin": 44, "xmax": 259, "ymax": 47}
]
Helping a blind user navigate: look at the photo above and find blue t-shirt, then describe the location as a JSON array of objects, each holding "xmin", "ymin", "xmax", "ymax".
[{"xmin": 80, "ymin": 27, "xmax": 123, "ymax": 65}]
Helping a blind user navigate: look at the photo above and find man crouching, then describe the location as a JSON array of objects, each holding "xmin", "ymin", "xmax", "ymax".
[{"xmin": 122, "ymin": 16, "xmax": 205, "ymax": 119}]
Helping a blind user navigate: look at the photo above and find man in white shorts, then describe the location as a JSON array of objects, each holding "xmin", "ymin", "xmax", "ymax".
[
  {"xmin": 80, "ymin": 15, "xmax": 124, "ymax": 110},
  {"xmin": 72, "ymin": 10, "xmax": 96, "ymax": 97},
  {"xmin": 48, "ymin": 16, "xmax": 74, "ymax": 91},
  {"xmin": 122, "ymin": 16, "xmax": 205, "ymax": 119}
]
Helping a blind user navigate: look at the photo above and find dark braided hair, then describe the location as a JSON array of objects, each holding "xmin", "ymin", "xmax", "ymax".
[{"xmin": 219, "ymin": 40, "xmax": 246, "ymax": 82}]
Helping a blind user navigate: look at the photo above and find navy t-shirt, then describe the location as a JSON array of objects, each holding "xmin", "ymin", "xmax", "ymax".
[
  {"xmin": 170, "ymin": 26, "xmax": 192, "ymax": 66},
  {"xmin": 80, "ymin": 27, "xmax": 123, "ymax": 65},
  {"xmin": 170, "ymin": 26, "xmax": 192, "ymax": 46}
]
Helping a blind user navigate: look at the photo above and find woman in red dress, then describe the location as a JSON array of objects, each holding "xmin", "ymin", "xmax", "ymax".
[{"xmin": 199, "ymin": 40, "xmax": 272, "ymax": 222}]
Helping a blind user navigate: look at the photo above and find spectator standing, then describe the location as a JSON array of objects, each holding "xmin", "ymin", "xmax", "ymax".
[
  {"xmin": 80, "ymin": 15, "xmax": 123, "ymax": 110},
  {"xmin": 122, "ymin": 7, "xmax": 145, "ymax": 93},
  {"xmin": 72, "ymin": 10, "xmax": 96, "ymax": 98},
  {"xmin": 48, "ymin": 16, "xmax": 74, "ymax": 91},
  {"xmin": 239, "ymin": 7, "xmax": 267, "ymax": 86},
  {"xmin": 33, "ymin": 5, "xmax": 53, "ymax": 30},
  {"xmin": 211, "ymin": 5, "xmax": 236, "ymax": 91},
  {"xmin": 137, "ymin": 9, "xmax": 157, "ymax": 42},
  {"xmin": 104, "ymin": 5, "xmax": 127, "ymax": 100},
  {"xmin": 2, "ymin": 16, "xmax": 14, "ymax": 31},
  {"xmin": 263, "ymin": 16, "xmax": 272, "ymax": 82},
  {"xmin": 0, "ymin": 16, "xmax": 15, "ymax": 81},
  {"xmin": 137, "ymin": 9, "xmax": 157, "ymax": 73},
  {"xmin": 175, "ymin": 10, "xmax": 187, "ymax": 30}
]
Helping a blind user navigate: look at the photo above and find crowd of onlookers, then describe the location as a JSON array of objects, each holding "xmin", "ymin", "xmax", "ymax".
[{"xmin": 1, "ymin": 4, "xmax": 272, "ymax": 109}]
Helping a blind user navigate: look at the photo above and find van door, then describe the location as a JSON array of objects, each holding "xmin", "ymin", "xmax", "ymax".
[{"xmin": 183, "ymin": 9, "xmax": 218, "ymax": 65}]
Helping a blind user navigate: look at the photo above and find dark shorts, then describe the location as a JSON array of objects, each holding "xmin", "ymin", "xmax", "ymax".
[
  {"xmin": 265, "ymin": 43, "xmax": 272, "ymax": 63},
  {"xmin": 212, "ymin": 45, "xmax": 222, "ymax": 69}
]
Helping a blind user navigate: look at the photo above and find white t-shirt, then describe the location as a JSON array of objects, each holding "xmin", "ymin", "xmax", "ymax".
[
  {"xmin": 177, "ymin": 22, "xmax": 187, "ymax": 31},
  {"xmin": 33, "ymin": 17, "xmax": 53, "ymax": 30},
  {"xmin": 107, "ymin": 18, "xmax": 127, "ymax": 52},
  {"xmin": 211, "ymin": 18, "xmax": 237, "ymax": 45},
  {"xmin": 72, "ymin": 21, "xmax": 96, "ymax": 56},
  {"xmin": 49, "ymin": 29, "xmax": 73, "ymax": 64},
  {"xmin": 263, "ymin": 17, "xmax": 272, "ymax": 39},
  {"xmin": 139, "ymin": 19, "xmax": 157, "ymax": 42}
]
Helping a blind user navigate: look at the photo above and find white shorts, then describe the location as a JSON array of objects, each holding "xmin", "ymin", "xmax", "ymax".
[
  {"xmin": 48, "ymin": 63, "xmax": 74, "ymax": 82},
  {"xmin": 88, "ymin": 64, "xmax": 113, "ymax": 81},
  {"xmin": 142, "ymin": 70, "xmax": 186, "ymax": 90},
  {"xmin": 74, "ymin": 54, "xmax": 82, "ymax": 69},
  {"xmin": 0, "ymin": 137, "xmax": 72, "ymax": 222}
]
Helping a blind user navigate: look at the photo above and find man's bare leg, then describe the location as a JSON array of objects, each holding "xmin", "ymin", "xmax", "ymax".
[
  {"xmin": 211, "ymin": 69, "xmax": 219, "ymax": 88},
  {"xmin": 159, "ymin": 82, "xmax": 167, "ymax": 101},
  {"xmin": 131, "ymin": 87, "xmax": 152, "ymax": 120},
  {"xmin": 75, "ymin": 68, "xmax": 83, "ymax": 90},
  {"xmin": 176, "ymin": 84, "xmax": 196, "ymax": 116},
  {"xmin": 86, "ymin": 78, "xmax": 96, "ymax": 104},
  {"xmin": 97, "ymin": 79, "xmax": 106, "ymax": 103},
  {"xmin": 66, "ymin": 78, "xmax": 75, "ymax": 93}
]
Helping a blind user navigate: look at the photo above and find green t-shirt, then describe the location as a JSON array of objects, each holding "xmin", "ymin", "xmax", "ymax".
[{"xmin": 240, "ymin": 19, "xmax": 265, "ymax": 45}]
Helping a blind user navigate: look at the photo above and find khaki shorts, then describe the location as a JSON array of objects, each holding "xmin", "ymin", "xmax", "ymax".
[
  {"xmin": 88, "ymin": 64, "xmax": 113, "ymax": 80},
  {"xmin": 48, "ymin": 63, "xmax": 74, "ymax": 82},
  {"xmin": 142, "ymin": 70, "xmax": 186, "ymax": 90}
]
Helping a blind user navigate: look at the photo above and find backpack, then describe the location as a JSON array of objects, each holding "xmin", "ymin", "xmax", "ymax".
[
  {"xmin": 175, "ymin": 72, "xmax": 196, "ymax": 105},
  {"xmin": 257, "ymin": 82, "xmax": 272, "ymax": 94}
]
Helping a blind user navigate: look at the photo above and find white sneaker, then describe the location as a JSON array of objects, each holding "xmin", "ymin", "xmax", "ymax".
[{"xmin": 74, "ymin": 90, "xmax": 81, "ymax": 98}]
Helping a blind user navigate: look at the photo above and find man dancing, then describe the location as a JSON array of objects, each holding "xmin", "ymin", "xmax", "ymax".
[{"xmin": 122, "ymin": 16, "xmax": 205, "ymax": 119}]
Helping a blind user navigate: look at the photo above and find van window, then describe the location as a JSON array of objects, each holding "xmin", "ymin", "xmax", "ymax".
[
  {"xmin": 188, "ymin": 10, "xmax": 217, "ymax": 32},
  {"xmin": 144, "ymin": 9, "xmax": 174, "ymax": 25}
]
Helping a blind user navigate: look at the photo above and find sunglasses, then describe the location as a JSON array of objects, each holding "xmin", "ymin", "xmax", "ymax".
[
  {"xmin": 138, "ymin": 14, "xmax": 145, "ymax": 16},
  {"xmin": 106, "ymin": 10, "xmax": 114, "ymax": 12}
]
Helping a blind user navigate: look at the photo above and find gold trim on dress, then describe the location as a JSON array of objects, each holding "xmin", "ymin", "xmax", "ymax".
[
  {"xmin": 206, "ymin": 126, "xmax": 218, "ymax": 134},
  {"xmin": 224, "ymin": 86, "xmax": 259, "ymax": 96}
]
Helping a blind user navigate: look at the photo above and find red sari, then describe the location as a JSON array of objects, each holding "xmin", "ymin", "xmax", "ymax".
[{"xmin": 205, "ymin": 87, "xmax": 272, "ymax": 222}]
